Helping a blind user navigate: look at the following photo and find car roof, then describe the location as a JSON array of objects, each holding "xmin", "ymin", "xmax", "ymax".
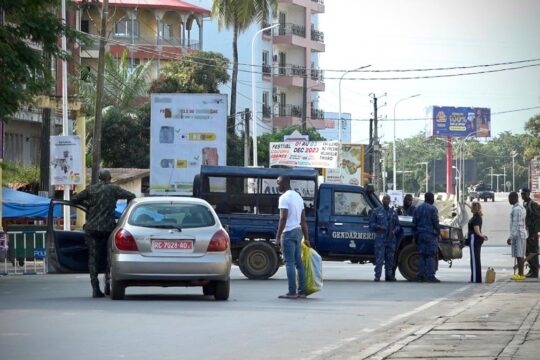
[{"xmin": 129, "ymin": 196, "xmax": 211, "ymax": 206}]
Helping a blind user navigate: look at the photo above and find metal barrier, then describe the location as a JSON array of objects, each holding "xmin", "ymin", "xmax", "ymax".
[{"xmin": 1, "ymin": 230, "xmax": 47, "ymax": 275}]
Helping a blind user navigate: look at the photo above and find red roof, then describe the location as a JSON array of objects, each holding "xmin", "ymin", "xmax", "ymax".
[{"xmin": 74, "ymin": 0, "xmax": 210, "ymax": 15}]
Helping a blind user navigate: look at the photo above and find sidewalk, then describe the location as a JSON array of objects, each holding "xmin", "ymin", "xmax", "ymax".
[{"xmin": 330, "ymin": 277, "xmax": 539, "ymax": 360}]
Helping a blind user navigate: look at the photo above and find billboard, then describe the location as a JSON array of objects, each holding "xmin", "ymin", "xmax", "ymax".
[
  {"xmin": 150, "ymin": 93, "xmax": 227, "ymax": 195},
  {"xmin": 50, "ymin": 135, "xmax": 83, "ymax": 185},
  {"xmin": 269, "ymin": 141, "xmax": 339, "ymax": 168},
  {"xmin": 427, "ymin": 106, "xmax": 491, "ymax": 138},
  {"xmin": 324, "ymin": 144, "xmax": 364, "ymax": 186}
]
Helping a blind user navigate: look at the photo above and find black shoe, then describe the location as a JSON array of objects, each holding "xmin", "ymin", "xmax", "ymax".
[
  {"xmin": 525, "ymin": 272, "xmax": 538, "ymax": 278},
  {"xmin": 104, "ymin": 284, "xmax": 110, "ymax": 296},
  {"xmin": 426, "ymin": 277, "xmax": 441, "ymax": 283},
  {"xmin": 92, "ymin": 288, "xmax": 105, "ymax": 298},
  {"xmin": 415, "ymin": 276, "xmax": 425, "ymax": 282},
  {"xmin": 385, "ymin": 277, "xmax": 397, "ymax": 282},
  {"xmin": 374, "ymin": 277, "xmax": 380, "ymax": 282}
]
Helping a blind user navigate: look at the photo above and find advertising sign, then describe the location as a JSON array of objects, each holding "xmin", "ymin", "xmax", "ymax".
[
  {"xmin": 387, "ymin": 190, "xmax": 404, "ymax": 208},
  {"xmin": 427, "ymin": 106, "xmax": 491, "ymax": 138},
  {"xmin": 324, "ymin": 144, "xmax": 364, "ymax": 186},
  {"xmin": 269, "ymin": 141, "xmax": 339, "ymax": 168},
  {"xmin": 530, "ymin": 156, "xmax": 540, "ymax": 201},
  {"xmin": 50, "ymin": 135, "xmax": 83, "ymax": 185},
  {"xmin": 150, "ymin": 93, "xmax": 227, "ymax": 195}
]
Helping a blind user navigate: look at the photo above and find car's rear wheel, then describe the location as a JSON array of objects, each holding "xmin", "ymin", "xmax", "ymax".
[
  {"xmin": 484, "ymin": 197, "xmax": 487, "ymax": 202},
  {"xmin": 110, "ymin": 265, "xmax": 125, "ymax": 300},
  {"xmin": 491, "ymin": 197, "xmax": 495, "ymax": 202},
  {"xmin": 239, "ymin": 241, "xmax": 279, "ymax": 280},
  {"xmin": 213, "ymin": 279, "xmax": 230, "ymax": 301},
  {"xmin": 203, "ymin": 283, "xmax": 215, "ymax": 296},
  {"xmin": 398, "ymin": 244, "xmax": 419, "ymax": 281}
]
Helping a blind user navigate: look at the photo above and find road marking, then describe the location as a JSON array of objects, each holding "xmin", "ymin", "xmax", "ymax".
[{"xmin": 303, "ymin": 284, "xmax": 473, "ymax": 360}]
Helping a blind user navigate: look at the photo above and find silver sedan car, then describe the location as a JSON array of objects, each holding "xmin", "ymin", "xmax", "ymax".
[{"xmin": 109, "ymin": 196, "xmax": 232, "ymax": 300}]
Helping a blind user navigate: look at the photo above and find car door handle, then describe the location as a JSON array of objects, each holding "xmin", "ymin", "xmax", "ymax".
[{"xmin": 334, "ymin": 222, "xmax": 343, "ymax": 226}]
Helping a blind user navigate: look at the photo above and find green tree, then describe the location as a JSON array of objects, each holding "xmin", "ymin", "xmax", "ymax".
[
  {"xmin": 257, "ymin": 126, "xmax": 326, "ymax": 167},
  {"xmin": 0, "ymin": 0, "xmax": 85, "ymax": 119},
  {"xmin": 524, "ymin": 113, "xmax": 540, "ymax": 160},
  {"xmin": 74, "ymin": 50, "xmax": 151, "ymax": 167},
  {"xmin": 211, "ymin": 0, "xmax": 277, "ymax": 154},
  {"xmin": 151, "ymin": 51, "xmax": 230, "ymax": 93}
]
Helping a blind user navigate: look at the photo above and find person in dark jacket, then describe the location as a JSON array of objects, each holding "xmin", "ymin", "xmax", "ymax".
[
  {"xmin": 370, "ymin": 194, "xmax": 400, "ymax": 282},
  {"xmin": 521, "ymin": 188, "xmax": 540, "ymax": 277},
  {"xmin": 72, "ymin": 170, "xmax": 136, "ymax": 298},
  {"xmin": 467, "ymin": 202, "xmax": 488, "ymax": 283},
  {"xmin": 397, "ymin": 194, "xmax": 416, "ymax": 216},
  {"xmin": 412, "ymin": 192, "xmax": 441, "ymax": 282}
]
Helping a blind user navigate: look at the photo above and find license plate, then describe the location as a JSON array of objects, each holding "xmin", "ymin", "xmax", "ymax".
[{"xmin": 152, "ymin": 240, "xmax": 193, "ymax": 250}]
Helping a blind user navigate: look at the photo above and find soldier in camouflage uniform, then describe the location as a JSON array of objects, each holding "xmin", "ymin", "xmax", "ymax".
[
  {"xmin": 521, "ymin": 188, "xmax": 540, "ymax": 278},
  {"xmin": 72, "ymin": 170, "xmax": 135, "ymax": 297}
]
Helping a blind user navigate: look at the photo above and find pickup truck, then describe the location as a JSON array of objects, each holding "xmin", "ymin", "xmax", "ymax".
[
  {"xmin": 469, "ymin": 184, "xmax": 495, "ymax": 202},
  {"xmin": 194, "ymin": 165, "xmax": 464, "ymax": 281}
]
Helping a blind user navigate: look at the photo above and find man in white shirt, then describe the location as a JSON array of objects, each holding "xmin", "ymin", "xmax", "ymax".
[
  {"xmin": 508, "ymin": 192, "xmax": 527, "ymax": 280},
  {"xmin": 276, "ymin": 175, "xmax": 311, "ymax": 299}
]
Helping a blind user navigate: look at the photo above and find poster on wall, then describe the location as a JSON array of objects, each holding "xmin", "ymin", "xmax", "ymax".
[
  {"xmin": 427, "ymin": 106, "xmax": 491, "ymax": 138},
  {"xmin": 50, "ymin": 135, "xmax": 83, "ymax": 185},
  {"xmin": 150, "ymin": 93, "xmax": 227, "ymax": 195},
  {"xmin": 269, "ymin": 141, "xmax": 339, "ymax": 168},
  {"xmin": 324, "ymin": 144, "xmax": 364, "ymax": 186}
]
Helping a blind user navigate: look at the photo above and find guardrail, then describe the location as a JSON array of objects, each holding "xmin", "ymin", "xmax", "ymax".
[{"xmin": 0, "ymin": 230, "xmax": 47, "ymax": 275}]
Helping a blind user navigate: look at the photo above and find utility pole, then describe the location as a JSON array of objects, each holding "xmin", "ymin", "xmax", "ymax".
[
  {"xmin": 302, "ymin": 72, "xmax": 307, "ymax": 133},
  {"xmin": 243, "ymin": 108, "xmax": 250, "ymax": 166},
  {"xmin": 369, "ymin": 93, "xmax": 386, "ymax": 193},
  {"xmin": 92, "ymin": 0, "xmax": 109, "ymax": 184}
]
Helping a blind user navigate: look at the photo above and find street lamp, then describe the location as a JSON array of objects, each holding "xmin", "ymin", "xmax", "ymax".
[
  {"xmin": 512, "ymin": 151, "xmax": 518, "ymax": 191},
  {"xmin": 338, "ymin": 65, "xmax": 371, "ymax": 143},
  {"xmin": 252, "ymin": 23, "xmax": 279, "ymax": 167},
  {"xmin": 416, "ymin": 162, "xmax": 428, "ymax": 193},
  {"xmin": 452, "ymin": 165, "xmax": 461, "ymax": 203},
  {"xmin": 393, "ymin": 94, "xmax": 420, "ymax": 190}
]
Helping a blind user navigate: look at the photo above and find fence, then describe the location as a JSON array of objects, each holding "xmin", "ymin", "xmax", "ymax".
[{"xmin": 0, "ymin": 230, "xmax": 47, "ymax": 275}]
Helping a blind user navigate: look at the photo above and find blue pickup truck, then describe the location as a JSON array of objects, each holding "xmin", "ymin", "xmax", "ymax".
[{"xmin": 194, "ymin": 165, "xmax": 464, "ymax": 281}]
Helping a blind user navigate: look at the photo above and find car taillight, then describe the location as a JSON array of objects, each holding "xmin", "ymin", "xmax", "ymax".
[
  {"xmin": 114, "ymin": 228, "xmax": 138, "ymax": 251},
  {"xmin": 207, "ymin": 229, "xmax": 229, "ymax": 252}
]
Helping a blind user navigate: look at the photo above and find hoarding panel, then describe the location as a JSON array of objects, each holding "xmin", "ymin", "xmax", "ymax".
[
  {"xmin": 150, "ymin": 94, "xmax": 227, "ymax": 195},
  {"xmin": 50, "ymin": 135, "xmax": 83, "ymax": 185},
  {"xmin": 430, "ymin": 106, "xmax": 491, "ymax": 138},
  {"xmin": 324, "ymin": 144, "xmax": 364, "ymax": 185}
]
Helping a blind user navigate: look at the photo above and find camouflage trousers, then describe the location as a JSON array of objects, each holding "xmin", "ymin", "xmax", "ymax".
[
  {"xmin": 526, "ymin": 233, "xmax": 539, "ymax": 275},
  {"xmin": 84, "ymin": 230, "xmax": 110, "ymax": 289}
]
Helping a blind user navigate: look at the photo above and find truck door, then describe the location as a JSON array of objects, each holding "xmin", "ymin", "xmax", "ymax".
[{"xmin": 316, "ymin": 188, "xmax": 376, "ymax": 256}]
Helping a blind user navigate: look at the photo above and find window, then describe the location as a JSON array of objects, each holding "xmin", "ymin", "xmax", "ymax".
[
  {"xmin": 114, "ymin": 19, "xmax": 139, "ymax": 38},
  {"xmin": 81, "ymin": 19, "xmax": 90, "ymax": 33},
  {"xmin": 262, "ymin": 50, "xmax": 271, "ymax": 75},
  {"xmin": 129, "ymin": 203, "xmax": 215, "ymax": 228},
  {"xmin": 159, "ymin": 23, "xmax": 173, "ymax": 41},
  {"xmin": 333, "ymin": 191, "xmax": 372, "ymax": 217}
]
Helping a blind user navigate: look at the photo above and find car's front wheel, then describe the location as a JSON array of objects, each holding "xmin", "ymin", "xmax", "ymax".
[
  {"xmin": 213, "ymin": 279, "xmax": 230, "ymax": 301},
  {"xmin": 398, "ymin": 243, "xmax": 419, "ymax": 281}
]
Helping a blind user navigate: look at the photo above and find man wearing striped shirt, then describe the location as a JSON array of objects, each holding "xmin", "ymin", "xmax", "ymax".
[{"xmin": 508, "ymin": 192, "xmax": 527, "ymax": 280}]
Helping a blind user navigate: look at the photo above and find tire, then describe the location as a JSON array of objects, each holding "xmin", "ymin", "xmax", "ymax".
[
  {"xmin": 238, "ymin": 241, "xmax": 279, "ymax": 280},
  {"xmin": 109, "ymin": 265, "xmax": 125, "ymax": 300},
  {"xmin": 398, "ymin": 244, "xmax": 420, "ymax": 281},
  {"xmin": 491, "ymin": 197, "xmax": 495, "ymax": 202},
  {"xmin": 483, "ymin": 197, "xmax": 487, "ymax": 202},
  {"xmin": 203, "ymin": 283, "xmax": 215, "ymax": 296},
  {"xmin": 213, "ymin": 279, "xmax": 230, "ymax": 301}
]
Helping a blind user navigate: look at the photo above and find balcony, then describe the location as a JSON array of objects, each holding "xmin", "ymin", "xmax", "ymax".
[
  {"xmin": 311, "ymin": 108, "xmax": 325, "ymax": 120},
  {"xmin": 262, "ymin": 64, "xmax": 272, "ymax": 76},
  {"xmin": 278, "ymin": 64, "xmax": 306, "ymax": 77},
  {"xmin": 276, "ymin": 23, "xmax": 306, "ymax": 38},
  {"xmin": 278, "ymin": 104, "xmax": 303, "ymax": 117},
  {"xmin": 311, "ymin": 28, "xmax": 324, "ymax": 43},
  {"xmin": 311, "ymin": 0, "xmax": 324, "ymax": 3},
  {"xmin": 310, "ymin": 68, "xmax": 324, "ymax": 81}
]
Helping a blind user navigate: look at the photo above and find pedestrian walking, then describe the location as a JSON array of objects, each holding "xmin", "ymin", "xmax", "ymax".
[
  {"xmin": 467, "ymin": 202, "xmax": 488, "ymax": 283},
  {"xmin": 276, "ymin": 175, "xmax": 310, "ymax": 299},
  {"xmin": 508, "ymin": 192, "xmax": 527, "ymax": 280},
  {"xmin": 521, "ymin": 188, "xmax": 540, "ymax": 277},
  {"xmin": 370, "ymin": 194, "xmax": 400, "ymax": 281},
  {"xmin": 72, "ymin": 169, "xmax": 136, "ymax": 298},
  {"xmin": 397, "ymin": 194, "xmax": 416, "ymax": 216},
  {"xmin": 412, "ymin": 192, "xmax": 441, "ymax": 282}
]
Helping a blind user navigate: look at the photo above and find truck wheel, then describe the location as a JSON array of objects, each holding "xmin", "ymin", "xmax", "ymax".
[
  {"xmin": 398, "ymin": 244, "xmax": 419, "ymax": 281},
  {"xmin": 483, "ymin": 197, "xmax": 487, "ymax": 202},
  {"xmin": 239, "ymin": 242, "xmax": 279, "ymax": 280},
  {"xmin": 492, "ymin": 197, "xmax": 495, "ymax": 202},
  {"xmin": 213, "ymin": 279, "xmax": 230, "ymax": 301}
]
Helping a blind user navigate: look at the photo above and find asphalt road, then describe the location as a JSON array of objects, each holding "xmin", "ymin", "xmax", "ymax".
[{"xmin": 0, "ymin": 246, "xmax": 515, "ymax": 360}]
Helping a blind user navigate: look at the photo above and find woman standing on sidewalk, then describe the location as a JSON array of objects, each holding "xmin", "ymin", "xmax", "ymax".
[{"xmin": 467, "ymin": 202, "xmax": 488, "ymax": 283}]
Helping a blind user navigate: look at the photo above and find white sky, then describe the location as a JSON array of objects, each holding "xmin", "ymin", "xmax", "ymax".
[{"xmin": 319, "ymin": 0, "xmax": 540, "ymax": 144}]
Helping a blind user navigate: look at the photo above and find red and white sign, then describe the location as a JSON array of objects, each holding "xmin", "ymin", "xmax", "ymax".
[{"xmin": 270, "ymin": 141, "xmax": 339, "ymax": 169}]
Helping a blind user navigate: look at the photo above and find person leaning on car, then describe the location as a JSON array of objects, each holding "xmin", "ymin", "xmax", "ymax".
[
  {"xmin": 72, "ymin": 169, "xmax": 136, "ymax": 298},
  {"xmin": 521, "ymin": 188, "xmax": 540, "ymax": 278}
]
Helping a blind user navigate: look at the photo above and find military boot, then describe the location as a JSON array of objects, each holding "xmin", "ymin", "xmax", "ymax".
[{"xmin": 91, "ymin": 279, "xmax": 105, "ymax": 298}]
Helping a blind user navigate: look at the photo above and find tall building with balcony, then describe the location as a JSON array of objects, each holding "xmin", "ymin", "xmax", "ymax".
[{"xmin": 75, "ymin": 0, "xmax": 210, "ymax": 79}]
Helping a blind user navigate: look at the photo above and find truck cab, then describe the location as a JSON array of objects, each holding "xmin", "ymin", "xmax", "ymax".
[{"xmin": 195, "ymin": 165, "xmax": 464, "ymax": 281}]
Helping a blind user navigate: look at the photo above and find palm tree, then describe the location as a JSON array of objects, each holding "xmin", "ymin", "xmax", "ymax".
[{"xmin": 211, "ymin": 0, "xmax": 277, "ymax": 156}]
